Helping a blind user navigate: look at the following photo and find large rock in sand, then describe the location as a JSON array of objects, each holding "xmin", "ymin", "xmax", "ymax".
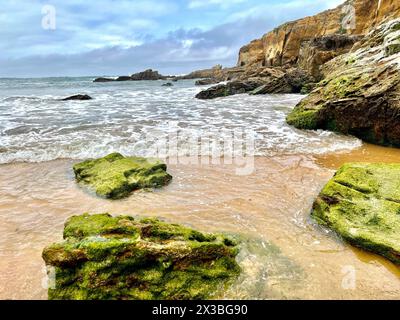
[
  {"xmin": 73, "ymin": 153, "xmax": 172, "ymax": 199},
  {"xmin": 42, "ymin": 213, "xmax": 241, "ymax": 300},
  {"xmin": 312, "ymin": 163, "xmax": 400, "ymax": 264}
]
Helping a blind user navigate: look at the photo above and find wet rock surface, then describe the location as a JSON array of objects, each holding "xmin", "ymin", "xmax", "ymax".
[
  {"xmin": 287, "ymin": 19, "xmax": 400, "ymax": 147},
  {"xmin": 42, "ymin": 213, "xmax": 241, "ymax": 300},
  {"xmin": 312, "ymin": 163, "xmax": 400, "ymax": 265},
  {"xmin": 62, "ymin": 94, "xmax": 93, "ymax": 101},
  {"xmin": 73, "ymin": 153, "xmax": 172, "ymax": 199}
]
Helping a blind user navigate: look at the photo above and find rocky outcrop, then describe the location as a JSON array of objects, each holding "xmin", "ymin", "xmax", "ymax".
[
  {"xmin": 298, "ymin": 35, "xmax": 362, "ymax": 80},
  {"xmin": 42, "ymin": 213, "xmax": 241, "ymax": 300},
  {"xmin": 73, "ymin": 153, "xmax": 172, "ymax": 199},
  {"xmin": 62, "ymin": 94, "xmax": 92, "ymax": 101},
  {"xmin": 93, "ymin": 77, "xmax": 114, "ymax": 83},
  {"xmin": 195, "ymin": 78, "xmax": 221, "ymax": 86},
  {"xmin": 196, "ymin": 67, "xmax": 314, "ymax": 99},
  {"xmin": 196, "ymin": 80, "xmax": 263, "ymax": 100},
  {"xmin": 238, "ymin": 0, "xmax": 400, "ymax": 69},
  {"xmin": 181, "ymin": 65, "xmax": 225, "ymax": 80},
  {"xmin": 287, "ymin": 19, "xmax": 400, "ymax": 147},
  {"xmin": 93, "ymin": 69, "xmax": 167, "ymax": 82},
  {"xmin": 312, "ymin": 163, "xmax": 400, "ymax": 265},
  {"xmin": 130, "ymin": 69, "xmax": 166, "ymax": 81}
]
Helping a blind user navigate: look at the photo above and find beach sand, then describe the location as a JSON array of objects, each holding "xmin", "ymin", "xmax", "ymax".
[{"xmin": 0, "ymin": 143, "xmax": 399, "ymax": 299}]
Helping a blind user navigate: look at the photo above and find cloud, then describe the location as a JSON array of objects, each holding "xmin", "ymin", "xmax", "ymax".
[
  {"xmin": 0, "ymin": 0, "xmax": 347, "ymax": 77},
  {"xmin": 188, "ymin": 0, "xmax": 247, "ymax": 9}
]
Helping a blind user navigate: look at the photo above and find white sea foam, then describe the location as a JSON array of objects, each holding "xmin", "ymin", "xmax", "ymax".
[{"xmin": 0, "ymin": 77, "xmax": 362, "ymax": 163}]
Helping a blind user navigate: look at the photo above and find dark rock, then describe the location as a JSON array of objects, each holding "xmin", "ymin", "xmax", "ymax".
[
  {"xmin": 93, "ymin": 77, "xmax": 115, "ymax": 83},
  {"xmin": 62, "ymin": 94, "xmax": 93, "ymax": 101},
  {"xmin": 115, "ymin": 76, "xmax": 132, "ymax": 81},
  {"xmin": 195, "ymin": 80, "xmax": 263, "ymax": 99},
  {"xmin": 162, "ymin": 82, "xmax": 173, "ymax": 87},
  {"xmin": 130, "ymin": 69, "xmax": 166, "ymax": 81},
  {"xmin": 195, "ymin": 78, "xmax": 221, "ymax": 86}
]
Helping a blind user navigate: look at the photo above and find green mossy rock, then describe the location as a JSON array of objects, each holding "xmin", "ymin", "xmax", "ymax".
[
  {"xmin": 42, "ymin": 213, "xmax": 241, "ymax": 300},
  {"xmin": 312, "ymin": 163, "xmax": 400, "ymax": 264},
  {"xmin": 286, "ymin": 19, "xmax": 400, "ymax": 147},
  {"xmin": 73, "ymin": 153, "xmax": 172, "ymax": 199}
]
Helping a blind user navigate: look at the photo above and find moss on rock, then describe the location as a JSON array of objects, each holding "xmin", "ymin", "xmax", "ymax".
[
  {"xmin": 312, "ymin": 163, "xmax": 400, "ymax": 264},
  {"xmin": 286, "ymin": 19, "xmax": 400, "ymax": 147},
  {"xmin": 286, "ymin": 107, "xmax": 319, "ymax": 130},
  {"xmin": 73, "ymin": 153, "xmax": 172, "ymax": 199},
  {"xmin": 42, "ymin": 213, "xmax": 241, "ymax": 300}
]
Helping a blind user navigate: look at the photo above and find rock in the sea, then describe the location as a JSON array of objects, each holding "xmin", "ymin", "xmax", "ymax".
[
  {"xmin": 115, "ymin": 76, "xmax": 132, "ymax": 81},
  {"xmin": 93, "ymin": 77, "xmax": 115, "ymax": 83},
  {"xmin": 130, "ymin": 69, "xmax": 166, "ymax": 81},
  {"xmin": 73, "ymin": 153, "xmax": 172, "ymax": 199},
  {"xmin": 62, "ymin": 94, "xmax": 92, "ymax": 101},
  {"xmin": 196, "ymin": 67, "xmax": 314, "ymax": 99},
  {"xmin": 42, "ymin": 213, "xmax": 241, "ymax": 300},
  {"xmin": 195, "ymin": 78, "xmax": 221, "ymax": 86},
  {"xmin": 287, "ymin": 19, "xmax": 400, "ymax": 147},
  {"xmin": 162, "ymin": 82, "xmax": 173, "ymax": 87},
  {"xmin": 195, "ymin": 80, "xmax": 263, "ymax": 100},
  {"xmin": 312, "ymin": 163, "xmax": 400, "ymax": 265}
]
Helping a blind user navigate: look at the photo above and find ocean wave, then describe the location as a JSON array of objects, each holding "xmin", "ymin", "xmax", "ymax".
[{"xmin": 0, "ymin": 79, "xmax": 362, "ymax": 163}]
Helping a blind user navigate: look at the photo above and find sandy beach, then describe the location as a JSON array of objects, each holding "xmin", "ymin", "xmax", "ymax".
[{"xmin": 1, "ymin": 143, "xmax": 399, "ymax": 300}]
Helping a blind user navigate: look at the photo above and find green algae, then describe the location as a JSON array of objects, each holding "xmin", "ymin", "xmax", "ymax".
[
  {"xmin": 42, "ymin": 213, "xmax": 241, "ymax": 300},
  {"xmin": 73, "ymin": 153, "xmax": 172, "ymax": 199},
  {"xmin": 286, "ymin": 108, "xmax": 319, "ymax": 130},
  {"xmin": 312, "ymin": 163, "xmax": 400, "ymax": 265}
]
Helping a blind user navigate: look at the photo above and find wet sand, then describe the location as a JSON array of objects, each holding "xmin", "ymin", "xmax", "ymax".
[{"xmin": 0, "ymin": 144, "xmax": 399, "ymax": 300}]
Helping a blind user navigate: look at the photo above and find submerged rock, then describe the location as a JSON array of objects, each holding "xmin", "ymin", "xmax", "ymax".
[
  {"xmin": 73, "ymin": 153, "xmax": 172, "ymax": 199},
  {"xmin": 162, "ymin": 82, "xmax": 173, "ymax": 87},
  {"xmin": 312, "ymin": 163, "xmax": 400, "ymax": 265},
  {"xmin": 42, "ymin": 213, "xmax": 241, "ymax": 300},
  {"xmin": 287, "ymin": 19, "xmax": 400, "ymax": 147},
  {"xmin": 62, "ymin": 94, "xmax": 92, "ymax": 101}
]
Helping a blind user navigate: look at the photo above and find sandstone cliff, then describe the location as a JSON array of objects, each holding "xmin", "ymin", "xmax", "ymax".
[
  {"xmin": 238, "ymin": 0, "xmax": 400, "ymax": 69},
  {"xmin": 287, "ymin": 19, "xmax": 400, "ymax": 147}
]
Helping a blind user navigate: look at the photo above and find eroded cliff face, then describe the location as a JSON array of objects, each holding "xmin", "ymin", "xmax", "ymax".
[{"xmin": 238, "ymin": 0, "xmax": 400, "ymax": 68}]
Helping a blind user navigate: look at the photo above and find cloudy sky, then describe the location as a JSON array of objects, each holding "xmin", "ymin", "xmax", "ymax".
[{"xmin": 0, "ymin": 0, "xmax": 344, "ymax": 77}]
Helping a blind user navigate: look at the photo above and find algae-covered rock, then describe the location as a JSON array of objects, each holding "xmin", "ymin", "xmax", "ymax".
[
  {"xmin": 312, "ymin": 163, "xmax": 400, "ymax": 264},
  {"xmin": 42, "ymin": 213, "xmax": 241, "ymax": 300},
  {"xmin": 286, "ymin": 19, "xmax": 400, "ymax": 147},
  {"xmin": 73, "ymin": 153, "xmax": 172, "ymax": 199}
]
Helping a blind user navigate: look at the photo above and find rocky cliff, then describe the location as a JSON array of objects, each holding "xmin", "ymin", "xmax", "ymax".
[
  {"xmin": 287, "ymin": 18, "xmax": 400, "ymax": 147},
  {"xmin": 238, "ymin": 0, "xmax": 400, "ymax": 69}
]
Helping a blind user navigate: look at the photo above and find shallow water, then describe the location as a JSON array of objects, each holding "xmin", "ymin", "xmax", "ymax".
[
  {"xmin": 0, "ymin": 148, "xmax": 399, "ymax": 300},
  {"xmin": 0, "ymin": 78, "xmax": 361, "ymax": 163},
  {"xmin": 0, "ymin": 78, "xmax": 399, "ymax": 300}
]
